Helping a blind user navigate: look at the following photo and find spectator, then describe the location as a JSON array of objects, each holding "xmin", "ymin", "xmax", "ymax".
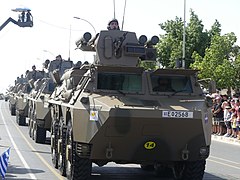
[
  {"xmin": 213, "ymin": 96, "xmax": 224, "ymax": 135},
  {"xmin": 223, "ymin": 106, "xmax": 233, "ymax": 137},
  {"xmin": 231, "ymin": 112, "xmax": 238, "ymax": 138},
  {"xmin": 212, "ymin": 98, "xmax": 218, "ymax": 134}
]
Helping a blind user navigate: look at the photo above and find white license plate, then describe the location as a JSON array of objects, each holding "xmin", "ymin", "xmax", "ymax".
[{"xmin": 162, "ymin": 111, "xmax": 193, "ymax": 118}]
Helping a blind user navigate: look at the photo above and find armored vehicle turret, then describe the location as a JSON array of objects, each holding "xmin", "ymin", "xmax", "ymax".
[{"xmin": 48, "ymin": 28, "xmax": 213, "ymax": 180}]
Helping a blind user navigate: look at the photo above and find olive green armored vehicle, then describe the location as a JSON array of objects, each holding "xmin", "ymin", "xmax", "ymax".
[
  {"xmin": 15, "ymin": 81, "xmax": 32, "ymax": 125},
  {"xmin": 14, "ymin": 72, "xmax": 34, "ymax": 126},
  {"xmin": 48, "ymin": 29, "xmax": 214, "ymax": 180},
  {"xmin": 28, "ymin": 58, "xmax": 73, "ymax": 143},
  {"xmin": 9, "ymin": 81, "xmax": 25, "ymax": 116}
]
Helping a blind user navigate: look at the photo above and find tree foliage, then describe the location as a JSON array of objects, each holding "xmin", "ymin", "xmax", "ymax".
[
  {"xmin": 156, "ymin": 9, "xmax": 209, "ymax": 68},
  {"xmin": 156, "ymin": 9, "xmax": 240, "ymax": 91}
]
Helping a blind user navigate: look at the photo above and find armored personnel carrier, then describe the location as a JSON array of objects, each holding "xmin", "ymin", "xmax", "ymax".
[
  {"xmin": 28, "ymin": 58, "xmax": 73, "ymax": 143},
  {"xmin": 8, "ymin": 81, "xmax": 25, "ymax": 116},
  {"xmin": 48, "ymin": 29, "xmax": 214, "ymax": 180},
  {"xmin": 15, "ymin": 68, "xmax": 44, "ymax": 126},
  {"xmin": 15, "ymin": 81, "xmax": 32, "ymax": 125}
]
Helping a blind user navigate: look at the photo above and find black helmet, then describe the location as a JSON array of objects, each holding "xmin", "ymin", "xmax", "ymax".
[
  {"xmin": 107, "ymin": 19, "xmax": 120, "ymax": 30},
  {"xmin": 108, "ymin": 19, "xmax": 119, "ymax": 26}
]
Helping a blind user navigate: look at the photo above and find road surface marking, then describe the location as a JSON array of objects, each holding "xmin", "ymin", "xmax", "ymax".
[
  {"xmin": 208, "ymin": 157, "xmax": 240, "ymax": 170},
  {"xmin": 0, "ymin": 107, "xmax": 37, "ymax": 179},
  {"xmin": 210, "ymin": 155, "xmax": 240, "ymax": 165},
  {"xmin": 1, "ymin": 103, "xmax": 64, "ymax": 180}
]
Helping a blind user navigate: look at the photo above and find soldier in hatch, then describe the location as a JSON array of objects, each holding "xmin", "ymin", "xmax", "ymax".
[{"xmin": 107, "ymin": 19, "xmax": 120, "ymax": 30}]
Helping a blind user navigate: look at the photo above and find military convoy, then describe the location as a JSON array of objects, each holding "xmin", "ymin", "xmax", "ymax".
[
  {"xmin": 27, "ymin": 58, "xmax": 74, "ymax": 143},
  {"xmin": 5, "ymin": 25, "xmax": 214, "ymax": 180}
]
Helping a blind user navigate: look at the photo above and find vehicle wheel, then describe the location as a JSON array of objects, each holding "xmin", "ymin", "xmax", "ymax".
[
  {"xmin": 51, "ymin": 120, "xmax": 59, "ymax": 169},
  {"xmin": 179, "ymin": 160, "xmax": 206, "ymax": 180},
  {"xmin": 16, "ymin": 111, "xmax": 19, "ymax": 124},
  {"xmin": 58, "ymin": 123, "xmax": 67, "ymax": 177},
  {"xmin": 18, "ymin": 114, "xmax": 26, "ymax": 126},
  {"xmin": 34, "ymin": 123, "xmax": 46, "ymax": 144},
  {"xmin": 66, "ymin": 122, "xmax": 92, "ymax": 180},
  {"xmin": 28, "ymin": 118, "xmax": 33, "ymax": 137},
  {"xmin": 28, "ymin": 107, "xmax": 32, "ymax": 120},
  {"xmin": 154, "ymin": 164, "xmax": 172, "ymax": 178},
  {"xmin": 11, "ymin": 106, "xmax": 16, "ymax": 116},
  {"xmin": 140, "ymin": 164, "xmax": 154, "ymax": 171},
  {"xmin": 30, "ymin": 112, "xmax": 37, "ymax": 139}
]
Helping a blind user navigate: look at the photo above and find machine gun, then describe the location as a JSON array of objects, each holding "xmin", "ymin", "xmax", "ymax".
[
  {"xmin": 0, "ymin": 8, "xmax": 33, "ymax": 31},
  {"xmin": 75, "ymin": 30, "xmax": 159, "ymax": 67}
]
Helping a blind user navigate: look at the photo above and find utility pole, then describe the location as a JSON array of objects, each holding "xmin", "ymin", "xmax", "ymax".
[{"xmin": 182, "ymin": 0, "xmax": 186, "ymax": 69}]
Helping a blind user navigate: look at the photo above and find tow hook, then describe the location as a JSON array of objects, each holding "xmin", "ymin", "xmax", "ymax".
[
  {"xmin": 106, "ymin": 142, "xmax": 113, "ymax": 159},
  {"xmin": 181, "ymin": 144, "xmax": 189, "ymax": 160}
]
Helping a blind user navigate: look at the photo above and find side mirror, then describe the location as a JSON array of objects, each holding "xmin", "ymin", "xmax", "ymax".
[
  {"xmin": 205, "ymin": 96, "xmax": 213, "ymax": 107},
  {"xmin": 208, "ymin": 80, "xmax": 216, "ymax": 94}
]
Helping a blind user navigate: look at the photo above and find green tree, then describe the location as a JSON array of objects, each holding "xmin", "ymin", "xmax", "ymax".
[
  {"xmin": 156, "ymin": 9, "xmax": 210, "ymax": 68},
  {"xmin": 156, "ymin": 17, "xmax": 183, "ymax": 68},
  {"xmin": 190, "ymin": 33, "xmax": 237, "ymax": 89},
  {"xmin": 156, "ymin": 10, "xmax": 240, "ymax": 91}
]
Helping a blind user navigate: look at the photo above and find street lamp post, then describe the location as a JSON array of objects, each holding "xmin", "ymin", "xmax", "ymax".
[
  {"xmin": 73, "ymin": 16, "xmax": 96, "ymax": 34},
  {"xmin": 182, "ymin": 0, "xmax": 186, "ymax": 69}
]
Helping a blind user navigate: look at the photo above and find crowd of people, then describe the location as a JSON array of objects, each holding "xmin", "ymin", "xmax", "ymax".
[{"xmin": 211, "ymin": 92, "xmax": 240, "ymax": 140}]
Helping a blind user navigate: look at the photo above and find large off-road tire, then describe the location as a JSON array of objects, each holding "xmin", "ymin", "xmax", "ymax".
[
  {"xmin": 181, "ymin": 160, "xmax": 206, "ymax": 180},
  {"xmin": 34, "ymin": 123, "xmax": 46, "ymax": 144},
  {"xmin": 19, "ymin": 115, "xmax": 26, "ymax": 126},
  {"xmin": 154, "ymin": 164, "xmax": 173, "ymax": 178},
  {"xmin": 28, "ymin": 118, "xmax": 33, "ymax": 137},
  {"xmin": 140, "ymin": 164, "xmax": 154, "ymax": 171},
  {"xmin": 10, "ymin": 106, "xmax": 16, "ymax": 116},
  {"xmin": 66, "ymin": 122, "xmax": 92, "ymax": 180},
  {"xmin": 28, "ymin": 106, "xmax": 33, "ymax": 120},
  {"xmin": 51, "ymin": 120, "xmax": 59, "ymax": 169},
  {"xmin": 172, "ymin": 160, "xmax": 206, "ymax": 180},
  {"xmin": 58, "ymin": 123, "xmax": 67, "ymax": 177},
  {"xmin": 16, "ymin": 112, "xmax": 26, "ymax": 126}
]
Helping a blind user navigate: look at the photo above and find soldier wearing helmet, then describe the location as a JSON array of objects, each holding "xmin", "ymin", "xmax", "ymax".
[{"xmin": 107, "ymin": 19, "xmax": 120, "ymax": 30}]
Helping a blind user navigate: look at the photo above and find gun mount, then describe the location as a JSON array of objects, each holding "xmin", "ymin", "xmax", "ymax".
[{"xmin": 76, "ymin": 30, "xmax": 159, "ymax": 67}]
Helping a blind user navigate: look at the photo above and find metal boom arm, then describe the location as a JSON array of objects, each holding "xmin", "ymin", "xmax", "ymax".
[
  {"xmin": 0, "ymin": 17, "xmax": 18, "ymax": 31},
  {"xmin": 0, "ymin": 17, "xmax": 33, "ymax": 31}
]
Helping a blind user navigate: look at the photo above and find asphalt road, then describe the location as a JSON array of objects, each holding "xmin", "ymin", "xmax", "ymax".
[{"xmin": 0, "ymin": 100, "xmax": 240, "ymax": 180}]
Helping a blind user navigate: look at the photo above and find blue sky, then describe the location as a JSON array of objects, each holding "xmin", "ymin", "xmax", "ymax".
[{"xmin": 0, "ymin": 0, "xmax": 240, "ymax": 91}]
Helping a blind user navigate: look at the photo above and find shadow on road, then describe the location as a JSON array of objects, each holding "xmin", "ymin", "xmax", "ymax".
[
  {"xmin": 5, "ymin": 164, "xmax": 44, "ymax": 179},
  {"xmin": 88, "ymin": 166, "xmax": 226, "ymax": 180}
]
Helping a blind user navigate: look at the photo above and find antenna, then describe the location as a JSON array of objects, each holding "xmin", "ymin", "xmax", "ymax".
[
  {"xmin": 121, "ymin": 0, "xmax": 127, "ymax": 30},
  {"xmin": 113, "ymin": 0, "xmax": 116, "ymax": 19},
  {"xmin": 68, "ymin": 24, "xmax": 71, "ymax": 60}
]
